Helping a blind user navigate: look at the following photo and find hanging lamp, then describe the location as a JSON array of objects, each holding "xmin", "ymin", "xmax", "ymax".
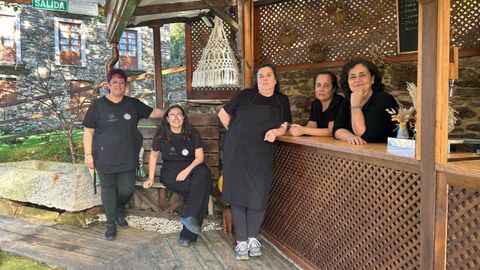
[{"xmin": 192, "ymin": 16, "xmax": 240, "ymax": 88}]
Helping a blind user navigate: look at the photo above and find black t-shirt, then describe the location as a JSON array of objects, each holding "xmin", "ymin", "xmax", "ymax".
[
  {"xmin": 152, "ymin": 128, "xmax": 204, "ymax": 163},
  {"xmin": 309, "ymin": 94, "xmax": 344, "ymax": 128},
  {"xmin": 82, "ymin": 96, "xmax": 153, "ymax": 129},
  {"xmin": 332, "ymin": 91, "xmax": 399, "ymax": 142},
  {"xmin": 223, "ymin": 88, "xmax": 292, "ymax": 123},
  {"xmin": 82, "ymin": 96, "xmax": 153, "ymax": 173}
]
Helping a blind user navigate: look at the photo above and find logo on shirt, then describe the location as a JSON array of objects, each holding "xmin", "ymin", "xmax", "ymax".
[
  {"xmin": 181, "ymin": 148, "xmax": 189, "ymax": 156},
  {"xmin": 108, "ymin": 113, "xmax": 117, "ymax": 122},
  {"xmin": 124, "ymin": 113, "xmax": 132, "ymax": 120}
]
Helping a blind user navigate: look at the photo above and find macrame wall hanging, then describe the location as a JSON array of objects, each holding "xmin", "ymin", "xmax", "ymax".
[{"xmin": 192, "ymin": 16, "xmax": 240, "ymax": 88}]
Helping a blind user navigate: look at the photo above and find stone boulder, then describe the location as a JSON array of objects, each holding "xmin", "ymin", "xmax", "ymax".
[{"xmin": 0, "ymin": 160, "xmax": 101, "ymax": 212}]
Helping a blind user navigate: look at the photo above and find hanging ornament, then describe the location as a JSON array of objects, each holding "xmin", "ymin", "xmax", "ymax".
[{"xmin": 192, "ymin": 16, "xmax": 240, "ymax": 88}]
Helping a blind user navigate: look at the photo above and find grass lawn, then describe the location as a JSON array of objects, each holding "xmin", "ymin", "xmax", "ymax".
[
  {"xmin": 0, "ymin": 131, "xmax": 84, "ymax": 163},
  {"xmin": 0, "ymin": 252, "xmax": 63, "ymax": 269}
]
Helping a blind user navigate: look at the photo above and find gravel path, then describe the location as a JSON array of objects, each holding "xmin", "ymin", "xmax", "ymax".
[{"xmin": 87, "ymin": 214, "xmax": 222, "ymax": 234}]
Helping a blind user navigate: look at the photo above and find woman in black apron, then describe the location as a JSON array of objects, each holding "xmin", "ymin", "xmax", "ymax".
[
  {"xmin": 143, "ymin": 105, "xmax": 211, "ymax": 247},
  {"xmin": 218, "ymin": 63, "xmax": 292, "ymax": 260}
]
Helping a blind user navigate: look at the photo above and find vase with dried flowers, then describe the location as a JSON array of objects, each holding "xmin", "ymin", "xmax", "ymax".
[{"xmin": 386, "ymin": 107, "xmax": 415, "ymax": 139}]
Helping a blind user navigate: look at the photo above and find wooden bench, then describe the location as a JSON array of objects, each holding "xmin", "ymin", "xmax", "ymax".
[{"xmin": 131, "ymin": 113, "xmax": 220, "ymax": 217}]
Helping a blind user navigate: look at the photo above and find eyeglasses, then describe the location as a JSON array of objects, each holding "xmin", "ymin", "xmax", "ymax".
[{"xmin": 167, "ymin": 113, "xmax": 184, "ymax": 120}]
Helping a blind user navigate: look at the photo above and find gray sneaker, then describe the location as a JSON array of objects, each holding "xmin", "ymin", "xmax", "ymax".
[
  {"xmin": 235, "ymin": 241, "xmax": 249, "ymax": 260},
  {"xmin": 248, "ymin": 237, "xmax": 262, "ymax": 257}
]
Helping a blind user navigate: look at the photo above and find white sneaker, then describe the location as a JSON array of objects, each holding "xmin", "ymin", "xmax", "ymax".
[
  {"xmin": 248, "ymin": 237, "xmax": 262, "ymax": 257},
  {"xmin": 235, "ymin": 241, "xmax": 249, "ymax": 260}
]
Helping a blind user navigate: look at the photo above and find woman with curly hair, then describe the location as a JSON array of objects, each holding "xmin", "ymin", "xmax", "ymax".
[{"xmin": 333, "ymin": 59, "xmax": 398, "ymax": 144}]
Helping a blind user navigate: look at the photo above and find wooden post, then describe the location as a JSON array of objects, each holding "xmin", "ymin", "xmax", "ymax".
[
  {"xmin": 243, "ymin": 0, "xmax": 254, "ymax": 88},
  {"xmin": 434, "ymin": 171, "xmax": 449, "ymax": 270},
  {"xmin": 418, "ymin": 0, "xmax": 451, "ymax": 269},
  {"xmin": 153, "ymin": 26, "xmax": 163, "ymax": 109},
  {"xmin": 435, "ymin": 0, "xmax": 451, "ymax": 165}
]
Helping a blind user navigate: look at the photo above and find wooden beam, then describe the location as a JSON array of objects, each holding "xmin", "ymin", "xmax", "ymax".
[
  {"xmin": 153, "ymin": 26, "xmax": 163, "ymax": 109},
  {"xmin": 419, "ymin": 1, "xmax": 436, "ymax": 269},
  {"xmin": 243, "ymin": 0, "xmax": 254, "ymax": 88},
  {"xmin": 254, "ymin": 7, "xmax": 261, "ymax": 69},
  {"xmin": 134, "ymin": 0, "xmax": 234, "ymax": 16},
  {"xmin": 238, "ymin": 0, "xmax": 244, "ymax": 86},
  {"xmin": 105, "ymin": 0, "xmax": 137, "ymax": 43},
  {"xmin": 435, "ymin": 0, "xmax": 451, "ymax": 165},
  {"xmin": 434, "ymin": 171, "xmax": 449, "ymax": 270},
  {"xmin": 202, "ymin": 0, "xmax": 239, "ymax": 31},
  {"xmin": 138, "ymin": 18, "xmax": 192, "ymax": 28}
]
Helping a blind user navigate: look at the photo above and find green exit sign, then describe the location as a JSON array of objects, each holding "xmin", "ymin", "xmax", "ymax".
[{"xmin": 32, "ymin": 0, "xmax": 68, "ymax": 12}]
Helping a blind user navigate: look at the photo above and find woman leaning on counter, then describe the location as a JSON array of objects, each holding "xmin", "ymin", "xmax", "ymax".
[
  {"xmin": 289, "ymin": 71, "xmax": 344, "ymax": 137},
  {"xmin": 218, "ymin": 63, "xmax": 292, "ymax": 260},
  {"xmin": 333, "ymin": 59, "xmax": 399, "ymax": 145}
]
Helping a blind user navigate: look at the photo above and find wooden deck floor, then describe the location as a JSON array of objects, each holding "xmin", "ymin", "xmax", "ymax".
[{"xmin": 0, "ymin": 215, "xmax": 300, "ymax": 270}]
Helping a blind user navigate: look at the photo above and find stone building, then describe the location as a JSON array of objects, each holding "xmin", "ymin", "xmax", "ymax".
[{"xmin": 0, "ymin": 2, "xmax": 171, "ymax": 135}]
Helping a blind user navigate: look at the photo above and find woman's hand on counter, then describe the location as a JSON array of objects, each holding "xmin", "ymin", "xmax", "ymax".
[
  {"xmin": 264, "ymin": 129, "xmax": 277, "ymax": 142},
  {"xmin": 289, "ymin": 124, "xmax": 305, "ymax": 137},
  {"xmin": 347, "ymin": 135, "xmax": 367, "ymax": 145}
]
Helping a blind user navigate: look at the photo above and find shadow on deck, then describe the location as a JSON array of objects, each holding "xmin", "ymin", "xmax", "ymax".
[{"xmin": 0, "ymin": 215, "xmax": 300, "ymax": 270}]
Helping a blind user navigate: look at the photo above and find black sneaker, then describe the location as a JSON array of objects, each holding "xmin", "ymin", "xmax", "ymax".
[
  {"xmin": 116, "ymin": 216, "xmax": 129, "ymax": 228},
  {"xmin": 104, "ymin": 223, "xmax": 117, "ymax": 241}
]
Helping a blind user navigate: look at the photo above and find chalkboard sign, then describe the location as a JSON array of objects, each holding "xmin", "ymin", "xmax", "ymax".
[{"xmin": 397, "ymin": 0, "xmax": 418, "ymax": 53}]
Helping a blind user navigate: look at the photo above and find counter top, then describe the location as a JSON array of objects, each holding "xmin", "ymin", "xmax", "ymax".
[
  {"xmin": 277, "ymin": 135, "xmax": 418, "ymax": 165},
  {"xmin": 437, "ymin": 160, "xmax": 480, "ymax": 179}
]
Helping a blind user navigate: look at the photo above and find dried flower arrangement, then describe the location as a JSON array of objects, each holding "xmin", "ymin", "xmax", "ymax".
[
  {"xmin": 386, "ymin": 107, "xmax": 415, "ymax": 130},
  {"xmin": 405, "ymin": 82, "xmax": 458, "ymax": 133}
]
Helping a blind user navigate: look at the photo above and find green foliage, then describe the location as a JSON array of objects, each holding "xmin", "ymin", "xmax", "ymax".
[
  {"xmin": 163, "ymin": 23, "xmax": 185, "ymax": 69},
  {"xmin": 0, "ymin": 132, "xmax": 84, "ymax": 163},
  {"xmin": 0, "ymin": 2, "xmax": 21, "ymax": 12},
  {"xmin": 0, "ymin": 252, "xmax": 62, "ymax": 270}
]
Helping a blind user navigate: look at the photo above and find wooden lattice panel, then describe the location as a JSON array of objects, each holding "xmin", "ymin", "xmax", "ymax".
[
  {"xmin": 258, "ymin": 0, "xmax": 480, "ymax": 66},
  {"xmin": 258, "ymin": 0, "xmax": 398, "ymax": 65},
  {"xmin": 189, "ymin": 19, "xmax": 240, "ymax": 99},
  {"xmin": 446, "ymin": 187, "xmax": 480, "ymax": 270},
  {"xmin": 451, "ymin": 0, "xmax": 480, "ymax": 49},
  {"xmin": 263, "ymin": 143, "xmax": 421, "ymax": 269}
]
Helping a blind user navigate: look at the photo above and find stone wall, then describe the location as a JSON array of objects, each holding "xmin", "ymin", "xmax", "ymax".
[
  {"xmin": 279, "ymin": 57, "xmax": 480, "ymax": 139},
  {"xmin": 0, "ymin": 5, "xmax": 169, "ymax": 135}
]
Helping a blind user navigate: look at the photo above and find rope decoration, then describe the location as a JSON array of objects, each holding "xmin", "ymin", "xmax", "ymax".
[{"xmin": 192, "ymin": 17, "xmax": 240, "ymax": 88}]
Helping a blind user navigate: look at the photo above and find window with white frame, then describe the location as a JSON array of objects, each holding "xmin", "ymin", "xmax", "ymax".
[
  {"xmin": 0, "ymin": 7, "xmax": 21, "ymax": 64},
  {"xmin": 118, "ymin": 29, "xmax": 142, "ymax": 70},
  {"xmin": 0, "ymin": 78, "xmax": 17, "ymax": 104},
  {"xmin": 54, "ymin": 17, "xmax": 86, "ymax": 66}
]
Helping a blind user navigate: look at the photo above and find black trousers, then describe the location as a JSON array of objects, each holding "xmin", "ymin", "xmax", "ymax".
[
  {"xmin": 163, "ymin": 164, "xmax": 212, "ymax": 241},
  {"xmin": 231, "ymin": 205, "xmax": 266, "ymax": 241},
  {"xmin": 97, "ymin": 169, "xmax": 136, "ymax": 225}
]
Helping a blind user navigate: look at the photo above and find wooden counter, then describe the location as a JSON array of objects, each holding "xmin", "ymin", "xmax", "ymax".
[
  {"xmin": 277, "ymin": 135, "xmax": 417, "ymax": 164},
  {"xmin": 261, "ymin": 135, "xmax": 480, "ymax": 270},
  {"xmin": 262, "ymin": 136, "xmax": 422, "ymax": 270}
]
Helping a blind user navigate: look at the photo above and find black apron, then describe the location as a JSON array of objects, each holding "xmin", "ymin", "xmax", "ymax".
[{"xmin": 222, "ymin": 93, "xmax": 283, "ymax": 210}]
